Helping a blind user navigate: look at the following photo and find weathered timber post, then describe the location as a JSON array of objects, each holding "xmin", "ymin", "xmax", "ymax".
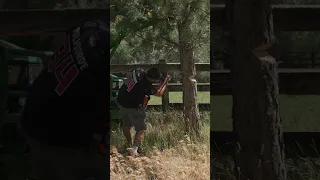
[
  {"xmin": 159, "ymin": 59, "xmax": 169, "ymax": 112},
  {"xmin": 227, "ymin": 0, "xmax": 287, "ymax": 179},
  {"xmin": 311, "ymin": 49, "xmax": 315, "ymax": 68},
  {"xmin": 0, "ymin": 47, "xmax": 8, "ymax": 128}
]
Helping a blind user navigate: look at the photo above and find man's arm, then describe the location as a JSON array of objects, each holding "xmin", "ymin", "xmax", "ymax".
[{"xmin": 153, "ymin": 75, "xmax": 172, "ymax": 97}]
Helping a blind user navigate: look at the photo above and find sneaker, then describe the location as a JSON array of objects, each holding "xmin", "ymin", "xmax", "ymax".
[
  {"xmin": 126, "ymin": 148, "xmax": 139, "ymax": 157},
  {"xmin": 130, "ymin": 150, "xmax": 139, "ymax": 157}
]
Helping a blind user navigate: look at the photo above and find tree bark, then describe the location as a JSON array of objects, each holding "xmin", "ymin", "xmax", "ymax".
[
  {"xmin": 0, "ymin": 47, "xmax": 8, "ymax": 131},
  {"xmin": 227, "ymin": 0, "xmax": 287, "ymax": 179},
  {"xmin": 178, "ymin": 9, "xmax": 200, "ymax": 134}
]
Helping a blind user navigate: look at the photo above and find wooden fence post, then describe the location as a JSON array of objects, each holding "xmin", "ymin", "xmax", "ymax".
[
  {"xmin": 0, "ymin": 47, "xmax": 8, "ymax": 128},
  {"xmin": 311, "ymin": 49, "xmax": 315, "ymax": 68},
  {"xmin": 159, "ymin": 59, "xmax": 169, "ymax": 112}
]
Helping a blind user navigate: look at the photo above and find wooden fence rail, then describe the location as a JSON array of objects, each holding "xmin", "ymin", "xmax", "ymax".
[
  {"xmin": 213, "ymin": 51, "xmax": 320, "ymax": 69},
  {"xmin": 211, "ymin": 68, "xmax": 320, "ymax": 95}
]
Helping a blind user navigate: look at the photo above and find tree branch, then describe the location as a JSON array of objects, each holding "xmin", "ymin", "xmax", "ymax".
[
  {"xmin": 110, "ymin": 17, "xmax": 164, "ymax": 60},
  {"xmin": 159, "ymin": 34, "xmax": 179, "ymax": 47}
]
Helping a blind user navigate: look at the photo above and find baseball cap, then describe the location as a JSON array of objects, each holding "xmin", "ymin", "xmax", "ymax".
[{"xmin": 146, "ymin": 67, "xmax": 162, "ymax": 80}]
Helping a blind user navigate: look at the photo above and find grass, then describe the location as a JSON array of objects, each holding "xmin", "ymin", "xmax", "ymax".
[
  {"xmin": 212, "ymin": 95, "xmax": 320, "ymax": 180},
  {"xmin": 148, "ymin": 92, "xmax": 210, "ymax": 105},
  {"xmin": 211, "ymin": 95, "xmax": 320, "ymax": 132},
  {"xmin": 213, "ymin": 156, "xmax": 320, "ymax": 180},
  {"xmin": 110, "ymin": 110, "xmax": 210, "ymax": 180}
]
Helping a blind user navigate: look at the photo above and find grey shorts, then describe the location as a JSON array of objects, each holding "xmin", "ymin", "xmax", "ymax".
[{"xmin": 117, "ymin": 104, "xmax": 147, "ymax": 132}]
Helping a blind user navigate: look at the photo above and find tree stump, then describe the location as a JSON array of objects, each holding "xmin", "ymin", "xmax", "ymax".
[
  {"xmin": 0, "ymin": 47, "xmax": 8, "ymax": 129},
  {"xmin": 159, "ymin": 59, "xmax": 169, "ymax": 112}
]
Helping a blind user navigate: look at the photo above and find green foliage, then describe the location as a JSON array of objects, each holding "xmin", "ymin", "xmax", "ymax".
[{"xmin": 110, "ymin": 0, "xmax": 210, "ymax": 64}]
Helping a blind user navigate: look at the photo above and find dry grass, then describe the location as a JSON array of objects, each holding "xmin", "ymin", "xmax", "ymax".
[
  {"xmin": 110, "ymin": 136, "xmax": 209, "ymax": 180},
  {"xmin": 110, "ymin": 110, "xmax": 210, "ymax": 180}
]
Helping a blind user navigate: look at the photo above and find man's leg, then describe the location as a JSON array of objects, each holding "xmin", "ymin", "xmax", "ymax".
[
  {"xmin": 118, "ymin": 105, "xmax": 133, "ymax": 146},
  {"xmin": 131, "ymin": 109, "xmax": 147, "ymax": 154},
  {"xmin": 123, "ymin": 126, "xmax": 132, "ymax": 146},
  {"xmin": 133, "ymin": 130, "xmax": 145, "ymax": 148}
]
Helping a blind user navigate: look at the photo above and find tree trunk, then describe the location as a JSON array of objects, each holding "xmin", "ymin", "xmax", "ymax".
[
  {"xmin": 178, "ymin": 12, "xmax": 200, "ymax": 134},
  {"xmin": 0, "ymin": 47, "xmax": 8, "ymax": 131},
  {"xmin": 227, "ymin": 0, "xmax": 287, "ymax": 179}
]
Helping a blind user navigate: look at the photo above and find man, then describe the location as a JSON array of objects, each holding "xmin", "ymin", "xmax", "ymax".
[
  {"xmin": 20, "ymin": 20, "xmax": 109, "ymax": 180},
  {"xmin": 116, "ymin": 67, "xmax": 172, "ymax": 156}
]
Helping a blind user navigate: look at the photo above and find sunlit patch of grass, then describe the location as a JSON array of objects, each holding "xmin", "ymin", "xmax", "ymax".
[{"xmin": 148, "ymin": 92, "xmax": 210, "ymax": 105}]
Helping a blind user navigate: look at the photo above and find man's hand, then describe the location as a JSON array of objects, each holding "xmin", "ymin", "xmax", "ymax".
[
  {"xmin": 154, "ymin": 75, "xmax": 172, "ymax": 97},
  {"xmin": 164, "ymin": 75, "xmax": 172, "ymax": 83}
]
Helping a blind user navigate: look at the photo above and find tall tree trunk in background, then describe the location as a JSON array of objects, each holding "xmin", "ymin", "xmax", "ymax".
[
  {"xmin": 178, "ymin": 3, "xmax": 201, "ymax": 134},
  {"xmin": 227, "ymin": 0, "xmax": 287, "ymax": 179}
]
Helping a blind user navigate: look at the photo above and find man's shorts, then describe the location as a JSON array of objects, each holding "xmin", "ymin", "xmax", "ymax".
[{"xmin": 117, "ymin": 104, "xmax": 147, "ymax": 132}]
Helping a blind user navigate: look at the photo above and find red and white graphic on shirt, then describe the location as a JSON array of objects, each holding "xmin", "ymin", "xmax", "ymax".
[
  {"xmin": 125, "ymin": 69, "xmax": 143, "ymax": 92},
  {"xmin": 48, "ymin": 33, "xmax": 80, "ymax": 96}
]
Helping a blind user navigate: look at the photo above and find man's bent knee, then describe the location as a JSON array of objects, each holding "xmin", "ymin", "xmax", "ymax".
[
  {"xmin": 132, "ymin": 110, "xmax": 147, "ymax": 132},
  {"xmin": 135, "ymin": 122, "xmax": 147, "ymax": 132}
]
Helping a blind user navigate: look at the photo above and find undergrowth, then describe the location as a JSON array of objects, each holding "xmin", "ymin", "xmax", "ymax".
[
  {"xmin": 110, "ymin": 110, "xmax": 210, "ymax": 180},
  {"xmin": 213, "ymin": 156, "xmax": 320, "ymax": 180}
]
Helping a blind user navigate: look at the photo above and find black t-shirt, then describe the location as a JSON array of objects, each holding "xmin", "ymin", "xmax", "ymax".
[
  {"xmin": 117, "ymin": 68, "xmax": 157, "ymax": 108},
  {"xmin": 21, "ymin": 21, "xmax": 109, "ymax": 147}
]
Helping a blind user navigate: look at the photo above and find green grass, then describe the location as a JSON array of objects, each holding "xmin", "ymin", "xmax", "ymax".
[
  {"xmin": 110, "ymin": 110, "xmax": 210, "ymax": 154},
  {"xmin": 148, "ymin": 92, "xmax": 210, "ymax": 105},
  {"xmin": 211, "ymin": 95, "xmax": 320, "ymax": 132}
]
